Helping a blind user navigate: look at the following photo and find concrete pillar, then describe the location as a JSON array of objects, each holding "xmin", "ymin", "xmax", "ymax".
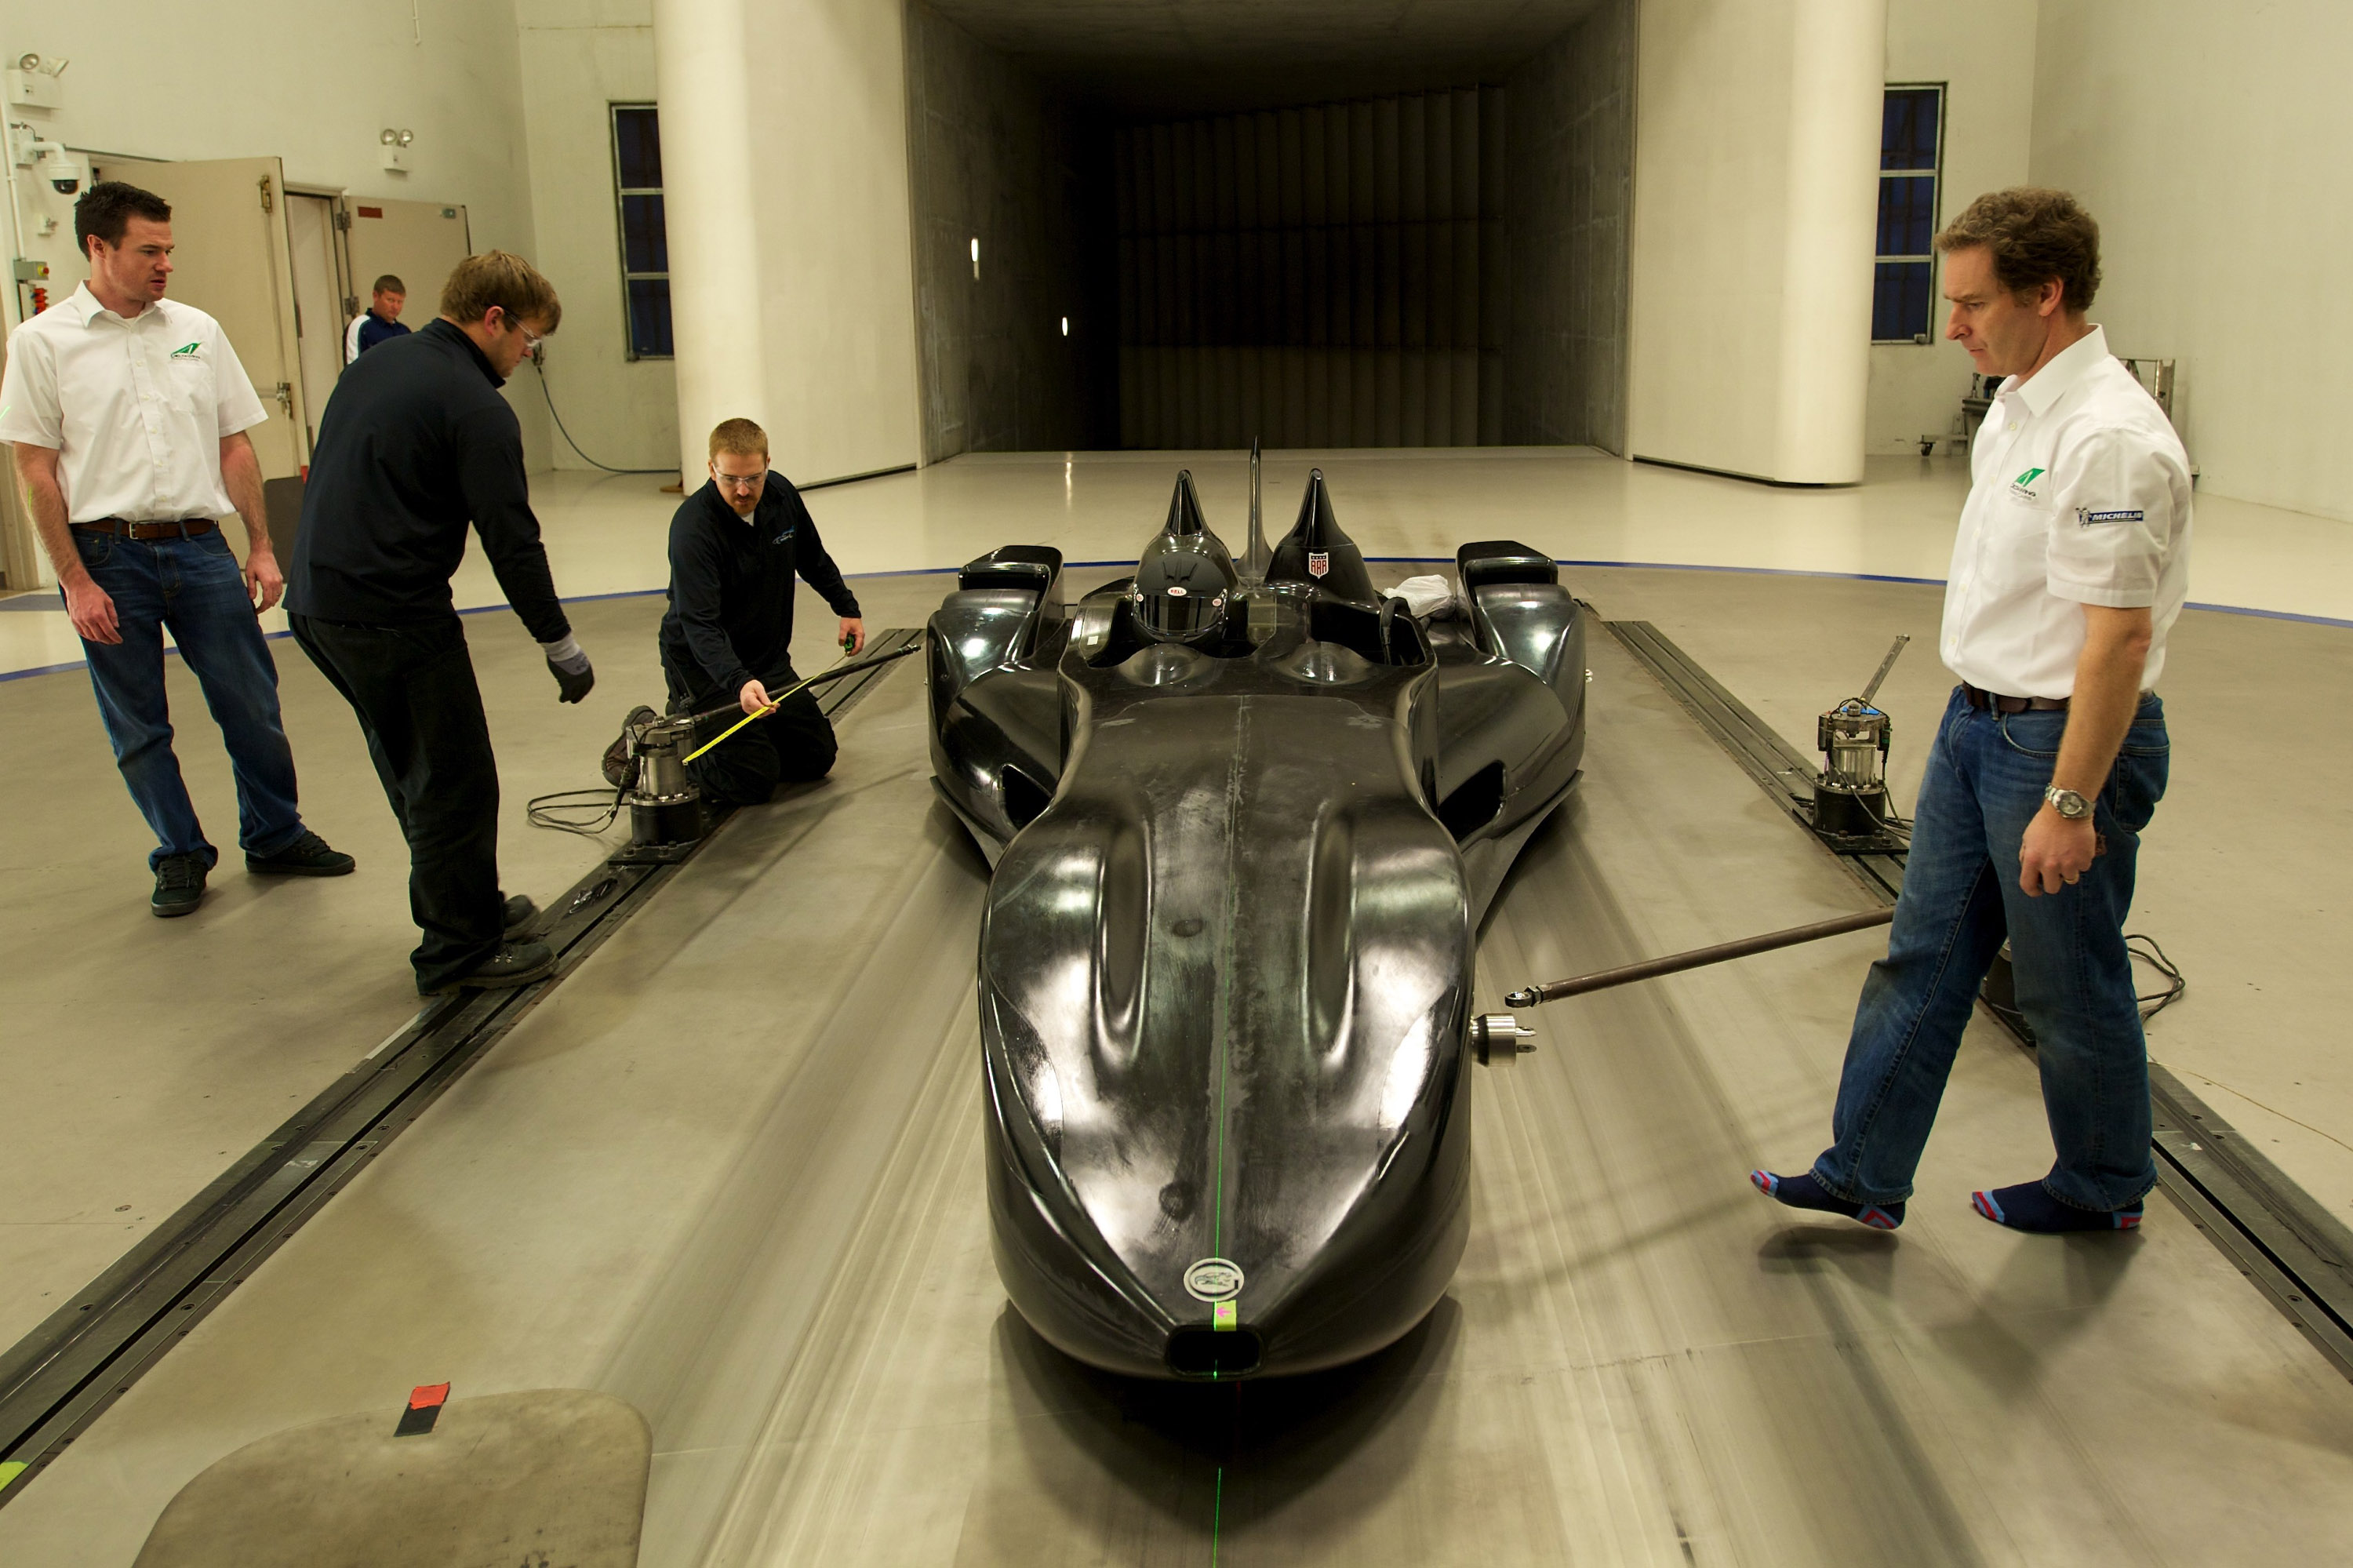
[
  {"xmin": 1627, "ymin": 0, "xmax": 1886, "ymax": 485},
  {"xmin": 652, "ymin": 0, "xmax": 922, "ymax": 484}
]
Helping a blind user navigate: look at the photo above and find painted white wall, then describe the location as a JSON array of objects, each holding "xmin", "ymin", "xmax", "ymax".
[
  {"xmin": 516, "ymin": 0, "xmax": 681, "ymax": 473},
  {"xmin": 2, "ymin": 0, "xmax": 553, "ymax": 472},
  {"xmin": 1627, "ymin": 0, "xmax": 1886, "ymax": 485},
  {"xmin": 1863, "ymin": 0, "xmax": 2038, "ymax": 454},
  {"xmin": 2032, "ymin": 0, "xmax": 2353, "ymax": 521},
  {"xmin": 652, "ymin": 0, "xmax": 921, "ymax": 486}
]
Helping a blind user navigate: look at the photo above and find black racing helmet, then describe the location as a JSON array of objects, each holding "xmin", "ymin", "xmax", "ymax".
[{"xmin": 1132, "ymin": 470, "xmax": 1239, "ymax": 644}]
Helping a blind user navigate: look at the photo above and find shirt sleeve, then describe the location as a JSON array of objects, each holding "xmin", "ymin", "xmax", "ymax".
[
  {"xmin": 785, "ymin": 493, "xmax": 862, "ymax": 619},
  {"xmin": 0, "ymin": 326, "xmax": 63, "ymax": 447},
  {"xmin": 669, "ymin": 515, "xmax": 754, "ymax": 695},
  {"xmin": 2043, "ymin": 424, "xmax": 2180, "ymax": 609},
  {"xmin": 453, "ymin": 401, "xmax": 573, "ymax": 645},
  {"xmin": 207, "ymin": 326, "xmax": 271, "ymax": 438}
]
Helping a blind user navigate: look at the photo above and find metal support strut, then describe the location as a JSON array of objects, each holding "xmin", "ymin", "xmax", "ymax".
[{"xmin": 1505, "ymin": 907, "xmax": 1897, "ymax": 1010}]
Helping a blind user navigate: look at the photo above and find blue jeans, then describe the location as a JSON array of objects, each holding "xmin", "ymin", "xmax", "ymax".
[
  {"xmin": 69, "ymin": 526, "xmax": 307, "ymax": 870},
  {"xmin": 1812, "ymin": 686, "xmax": 2169, "ymax": 1213}
]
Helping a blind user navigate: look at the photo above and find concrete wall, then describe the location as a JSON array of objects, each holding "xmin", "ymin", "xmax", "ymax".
[
  {"xmin": 1502, "ymin": 0, "xmax": 1636, "ymax": 452},
  {"xmin": 516, "ymin": 0, "xmax": 681, "ymax": 473},
  {"xmin": 653, "ymin": 0, "xmax": 921, "ymax": 486},
  {"xmin": 2031, "ymin": 0, "xmax": 2352, "ymax": 521},
  {"xmin": 903, "ymin": 3, "xmax": 1112, "ymax": 462},
  {"xmin": 1626, "ymin": 0, "xmax": 1886, "ymax": 485},
  {"xmin": 1862, "ymin": 0, "xmax": 2039, "ymax": 454}
]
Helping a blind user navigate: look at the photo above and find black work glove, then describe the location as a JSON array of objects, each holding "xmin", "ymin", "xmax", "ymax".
[{"xmin": 540, "ymin": 636, "xmax": 595, "ymax": 704}]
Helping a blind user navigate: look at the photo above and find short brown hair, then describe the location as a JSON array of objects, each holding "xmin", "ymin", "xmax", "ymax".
[
  {"xmin": 438, "ymin": 251, "xmax": 562, "ymax": 332},
  {"xmin": 1937, "ymin": 188, "xmax": 2101, "ymax": 313},
  {"xmin": 75, "ymin": 182, "xmax": 171, "ymax": 256},
  {"xmin": 708, "ymin": 418, "xmax": 769, "ymax": 461},
  {"xmin": 371, "ymin": 275, "xmax": 406, "ymax": 297}
]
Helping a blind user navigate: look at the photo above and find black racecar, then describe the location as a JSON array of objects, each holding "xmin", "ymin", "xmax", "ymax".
[{"xmin": 927, "ymin": 469, "xmax": 1586, "ymax": 1378}]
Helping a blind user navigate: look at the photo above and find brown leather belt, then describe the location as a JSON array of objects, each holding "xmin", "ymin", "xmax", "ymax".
[
  {"xmin": 1962, "ymin": 682, "xmax": 2068, "ymax": 715},
  {"xmin": 71, "ymin": 516, "xmax": 220, "ymax": 541}
]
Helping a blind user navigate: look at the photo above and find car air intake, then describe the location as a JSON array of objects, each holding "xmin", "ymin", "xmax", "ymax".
[{"xmin": 1166, "ymin": 1325, "xmax": 1264, "ymax": 1377}]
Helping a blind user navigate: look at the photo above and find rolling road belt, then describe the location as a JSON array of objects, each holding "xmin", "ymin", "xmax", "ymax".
[
  {"xmin": 1606, "ymin": 618, "xmax": 2353, "ymax": 1382},
  {"xmin": 0, "ymin": 629, "xmax": 923, "ymax": 1508}
]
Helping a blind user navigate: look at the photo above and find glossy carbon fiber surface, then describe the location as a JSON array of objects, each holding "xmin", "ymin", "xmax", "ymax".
[{"xmin": 927, "ymin": 474, "xmax": 1586, "ymax": 1377}]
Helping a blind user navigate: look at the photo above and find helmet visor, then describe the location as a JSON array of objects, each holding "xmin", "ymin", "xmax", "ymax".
[{"xmin": 1140, "ymin": 587, "xmax": 1223, "ymax": 640}]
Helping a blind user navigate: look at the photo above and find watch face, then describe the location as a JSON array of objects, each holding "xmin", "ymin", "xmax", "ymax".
[{"xmin": 2050, "ymin": 788, "xmax": 2089, "ymax": 819}]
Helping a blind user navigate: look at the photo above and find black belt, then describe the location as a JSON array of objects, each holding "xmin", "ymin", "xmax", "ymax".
[
  {"xmin": 72, "ymin": 516, "xmax": 220, "ymax": 541},
  {"xmin": 1961, "ymin": 682, "xmax": 2068, "ymax": 715}
]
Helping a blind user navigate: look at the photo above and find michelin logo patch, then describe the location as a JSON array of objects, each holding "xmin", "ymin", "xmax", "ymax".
[{"xmin": 2077, "ymin": 508, "xmax": 2145, "ymax": 526}]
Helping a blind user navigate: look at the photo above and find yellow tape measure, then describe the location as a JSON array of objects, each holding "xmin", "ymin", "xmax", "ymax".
[{"xmin": 680, "ymin": 664, "xmax": 831, "ymax": 765}]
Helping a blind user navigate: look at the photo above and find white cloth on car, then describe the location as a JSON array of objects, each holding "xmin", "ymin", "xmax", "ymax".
[{"xmin": 1391, "ymin": 574, "xmax": 1459, "ymax": 619}]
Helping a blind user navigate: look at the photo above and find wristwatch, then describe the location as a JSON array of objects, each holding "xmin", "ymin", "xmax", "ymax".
[{"xmin": 2044, "ymin": 784, "xmax": 2092, "ymax": 820}]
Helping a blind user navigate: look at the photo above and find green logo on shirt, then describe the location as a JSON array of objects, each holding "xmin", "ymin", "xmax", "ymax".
[
  {"xmin": 2014, "ymin": 466, "xmax": 2046, "ymax": 486},
  {"xmin": 171, "ymin": 341, "xmax": 201, "ymax": 358}
]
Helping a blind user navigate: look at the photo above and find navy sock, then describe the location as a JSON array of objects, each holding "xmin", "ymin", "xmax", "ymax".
[
  {"xmin": 1972, "ymin": 1181, "xmax": 2143, "ymax": 1233},
  {"xmin": 1751, "ymin": 1170, "xmax": 1904, "ymax": 1230}
]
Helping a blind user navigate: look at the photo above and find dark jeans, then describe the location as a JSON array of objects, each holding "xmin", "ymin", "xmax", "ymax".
[
  {"xmin": 663, "ymin": 661, "xmax": 837, "ymax": 807},
  {"xmin": 291, "ymin": 613, "xmax": 504, "ymax": 991},
  {"xmin": 1813, "ymin": 687, "xmax": 2170, "ymax": 1213},
  {"xmin": 70, "ymin": 526, "xmax": 307, "ymax": 870}
]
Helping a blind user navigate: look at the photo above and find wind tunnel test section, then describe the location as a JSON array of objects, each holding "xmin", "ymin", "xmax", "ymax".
[{"xmin": 902, "ymin": 0, "xmax": 1637, "ymax": 463}]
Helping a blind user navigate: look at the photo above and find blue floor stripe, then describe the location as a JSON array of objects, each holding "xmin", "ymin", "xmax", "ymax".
[{"xmin": 5, "ymin": 557, "xmax": 2345, "ymax": 685}]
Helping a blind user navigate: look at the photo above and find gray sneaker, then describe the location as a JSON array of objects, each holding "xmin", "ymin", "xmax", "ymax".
[
  {"xmin": 151, "ymin": 854, "xmax": 207, "ymax": 919},
  {"xmin": 603, "ymin": 705, "xmax": 657, "ymax": 789}
]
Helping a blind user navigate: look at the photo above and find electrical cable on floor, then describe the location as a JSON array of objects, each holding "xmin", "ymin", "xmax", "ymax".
[
  {"xmin": 529, "ymin": 355, "xmax": 673, "ymax": 475},
  {"xmin": 2128, "ymin": 932, "xmax": 2187, "ymax": 1019},
  {"xmin": 527, "ymin": 786, "xmax": 625, "ymax": 836}
]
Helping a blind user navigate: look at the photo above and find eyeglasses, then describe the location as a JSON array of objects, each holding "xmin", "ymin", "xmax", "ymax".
[
  {"xmin": 519, "ymin": 327, "xmax": 545, "ymax": 355},
  {"xmin": 715, "ymin": 470, "xmax": 767, "ymax": 492}
]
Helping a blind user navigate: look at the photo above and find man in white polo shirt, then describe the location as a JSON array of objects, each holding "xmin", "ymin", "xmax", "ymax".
[
  {"xmin": 1, "ymin": 181, "xmax": 351, "ymax": 916},
  {"xmin": 1755, "ymin": 187, "xmax": 2191, "ymax": 1233}
]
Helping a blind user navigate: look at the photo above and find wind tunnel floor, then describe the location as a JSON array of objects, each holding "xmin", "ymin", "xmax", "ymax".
[{"xmin": 5, "ymin": 569, "xmax": 2353, "ymax": 1564}]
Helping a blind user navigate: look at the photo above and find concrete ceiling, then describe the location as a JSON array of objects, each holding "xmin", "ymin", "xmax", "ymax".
[{"xmin": 924, "ymin": 0, "xmax": 1603, "ymax": 116}]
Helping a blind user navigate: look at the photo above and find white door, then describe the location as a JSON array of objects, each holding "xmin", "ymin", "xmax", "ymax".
[
  {"xmin": 89, "ymin": 155, "xmax": 311, "ymax": 481},
  {"xmin": 343, "ymin": 199, "xmax": 472, "ymax": 332},
  {"xmin": 285, "ymin": 192, "xmax": 347, "ymax": 453}
]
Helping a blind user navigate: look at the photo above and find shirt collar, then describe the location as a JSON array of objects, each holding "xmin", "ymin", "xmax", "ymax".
[
  {"xmin": 66, "ymin": 282, "xmax": 168, "ymax": 328},
  {"xmin": 2004, "ymin": 323, "xmax": 2108, "ymax": 417},
  {"xmin": 422, "ymin": 316, "xmax": 505, "ymax": 386}
]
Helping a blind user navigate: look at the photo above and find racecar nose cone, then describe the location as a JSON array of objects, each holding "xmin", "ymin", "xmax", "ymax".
[{"xmin": 977, "ymin": 686, "xmax": 1473, "ymax": 1377}]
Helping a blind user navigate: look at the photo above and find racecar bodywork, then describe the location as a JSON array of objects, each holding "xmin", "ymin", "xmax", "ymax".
[{"xmin": 928, "ymin": 471, "xmax": 1585, "ymax": 1378}]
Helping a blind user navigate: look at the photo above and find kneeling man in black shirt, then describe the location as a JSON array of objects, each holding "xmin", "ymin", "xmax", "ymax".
[{"xmin": 654, "ymin": 417, "xmax": 863, "ymax": 805}]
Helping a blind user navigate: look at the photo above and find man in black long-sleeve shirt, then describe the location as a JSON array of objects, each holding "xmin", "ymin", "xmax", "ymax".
[
  {"xmin": 650, "ymin": 417, "xmax": 861, "ymax": 806},
  {"xmin": 287, "ymin": 251, "xmax": 591, "ymax": 995}
]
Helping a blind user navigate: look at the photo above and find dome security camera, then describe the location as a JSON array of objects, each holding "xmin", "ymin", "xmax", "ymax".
[{"xmin": 35, "ymin": 144, "xmax": 88, "ymax": 196}]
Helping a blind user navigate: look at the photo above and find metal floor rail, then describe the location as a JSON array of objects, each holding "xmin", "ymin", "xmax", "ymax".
[
  {"xmin": 1607, "ymin": 618, "xmax": 2353, "ymax": 1381},
  {"xmin": 0, "ymin": 629, "xmax": 922, "ymax": 1504}
]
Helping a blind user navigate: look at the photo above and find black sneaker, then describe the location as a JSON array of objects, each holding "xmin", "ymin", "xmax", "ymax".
[
  {"xmin": 421, "ymin": 940, "xmax": 557, "ymax": 995},
  {"xmin": 246, "ymin": 830, "xmax": 356, "ymax": 878},
  {"xmin": 502, "ymin": 894, "xmax": 540, "ymax": 936},
  {"xmin": 604, "ymin": 705, "xmax": 656, "ymax": 789},
  {"xmin": 151, "ymin": 854, "xmax": 208, "ymax": 919}
]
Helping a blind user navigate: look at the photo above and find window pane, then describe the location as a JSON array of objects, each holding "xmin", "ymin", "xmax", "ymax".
[
  {"xmin": 614, "ymin": 107, "xmax": 663, "ymax": 190},
  {"xmin": 1875, "ymin": 174, "xmax": 1937, "ymax": 257},
  {"xmin": 621, "ymin": 194, "xmax": 668, "ymax": 275},
  {"xmin": 627, "ymin": 277, "xmax": 674, "ymax": 358},
  {"xmin": 1873, "ymin": 260, "xmax": 1933, "ymax": 341},
  {"xmin": 1881, "ymin": 88, "xmax": 1940, "ymax": 171}
]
